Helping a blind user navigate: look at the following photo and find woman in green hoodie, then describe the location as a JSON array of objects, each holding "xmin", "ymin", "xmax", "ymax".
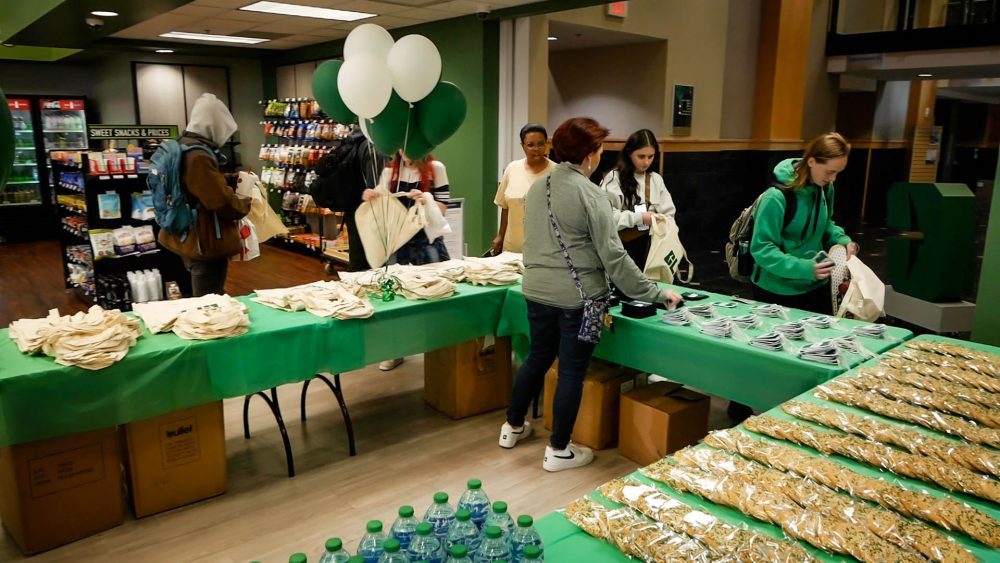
[{"xmin": 750, "ymin": 132, "xmax": 858, "ymax": 313}]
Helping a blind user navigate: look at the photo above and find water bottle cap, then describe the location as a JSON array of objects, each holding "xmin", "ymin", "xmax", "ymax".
[
  {"xmin": 467, "ymin": 479, "xmax": 482, "ymax": 490},
  {"xmin": 523, "ymin": 545, "xmax": 541, "ymax": 559},
  {"xmin": 416, "ymin": 522, "xmax": 434, "ymax": 536},
  {"xmin": 383, "ymin": 538, "xmax": 401, "ymax": 553},
  {"xmin": 433, "ymin": 492, "xmax": 449, "ymax": 504},
  {"xmin": 366, "ymin": 520, "xmax": 383, "ymax": 533},
  {"xmin": 455, "ymin": 508, "xmax": 471, "ymax": 521},
  {"xmin": 325, "ymin": 538, "xmax": 343, "ymax": 552},
  {"xmin": 289, "ymin": 553, "xmax": 307, "ymax": 563},
  {"xmin": 450, "ymin": 544, "xmax": 468, "ymax": 558},
  {"xmin": 399, "ymin": 505, "xmax": 414, "ymax": 518},
  {"xmin": 517, "ymin": 515, "xmax": 533, "ymax": 527},
  {"xmin": 484, "ymin": 526, "xmax": 503, "ymax": 539},
  {"xmin": 492, "ymin": 501, "xmax": 508, "ymax": 513},
  {"xmin": 347, "ymin": 557, "xmax": 365, "ymax": 563}
]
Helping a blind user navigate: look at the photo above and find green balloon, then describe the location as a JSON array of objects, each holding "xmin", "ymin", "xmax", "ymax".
[
  {"xmin": 368, "ymin": 92, "xmax": 410, "ymax": 156},
  {"xmin": 0, "ymin": 89, "xmax": 13, "ymax": 190},
  {"xmin": 415, "ymin": 81, "xmax": 467, "ymax": 145},
  {"xmin": 401, "ymin": 121, "xmax": 434, "ymax": 161},
  {"xmin": 312, "ymin": 60, "xmax": 357, "ymax": 124}
]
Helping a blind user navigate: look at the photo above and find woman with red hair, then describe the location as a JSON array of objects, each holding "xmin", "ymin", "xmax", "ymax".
[
  {"xmin": 362, "ymin": 150, "xmax": 451, "ymax": 371},
  {"xmin": 499, "ymin": 117, "xmax": 682, "ymax": 472}
]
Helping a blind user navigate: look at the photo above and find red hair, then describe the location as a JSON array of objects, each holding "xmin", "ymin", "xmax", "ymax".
[
  {"xmin": 388, "ymin": 154, "xmax": 436, "ymax": 193},
  {"xmin": 552, "ymin": 117, "xmax": 610, "ymax": 164}
]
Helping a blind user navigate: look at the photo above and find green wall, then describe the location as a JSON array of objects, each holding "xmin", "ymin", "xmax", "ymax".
[
  {"xmin": 265, "ymin": 16, "xmax": 500, "ymax": 254},
  {"xmin": 972, "ymin": 157, "xmax": 1000, "ymax": 345}
]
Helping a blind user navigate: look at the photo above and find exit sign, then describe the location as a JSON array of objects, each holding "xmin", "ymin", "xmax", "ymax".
[{"xmin": 607, "ymin": 2, "xmax": 628, "ymax": 18}]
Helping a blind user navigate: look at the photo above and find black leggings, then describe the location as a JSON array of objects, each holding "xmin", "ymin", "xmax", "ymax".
[
  {"xmin": 751, "ymin": 282, "xmax": 833, "ymax": 316},
  {"xmin": 187, "ymin": 259, "xmax": 229, "ymax": 297}
]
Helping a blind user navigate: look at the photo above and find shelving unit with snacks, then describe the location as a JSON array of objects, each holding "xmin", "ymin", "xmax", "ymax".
[
  {"xmin": 258, "ymin": 98, "xmax": 353, "ymax": 269},
  {"xmin": 51, "ymin": 152, "xmax": 190, "ymax": 307}
]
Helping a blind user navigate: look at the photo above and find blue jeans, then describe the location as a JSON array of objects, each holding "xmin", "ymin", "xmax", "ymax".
[{"xmin": 506, "ymin": 299, "xmax": 597, "ymax": 450}]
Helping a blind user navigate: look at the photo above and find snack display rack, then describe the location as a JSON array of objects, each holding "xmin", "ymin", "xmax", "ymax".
[
  {"xmin": 51, "ymin": 152, "xmax": 190, "ymax": 305},
  {"xmin": 258, "ymin": 98, "xmax": 351, "ymax": 268}
]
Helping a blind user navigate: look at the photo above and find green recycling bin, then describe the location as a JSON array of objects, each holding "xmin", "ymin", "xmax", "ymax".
[{"xmin": 886, "ymin": 182, "xmax": 975, "ymax": 302}]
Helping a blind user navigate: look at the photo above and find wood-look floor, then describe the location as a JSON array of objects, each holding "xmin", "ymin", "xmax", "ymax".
[{"xmin": 0, "ymin": 240, "xmax": 739, "ymax": 562}]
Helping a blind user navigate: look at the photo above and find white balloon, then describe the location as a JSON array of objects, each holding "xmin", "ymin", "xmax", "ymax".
[
  {"xmin": 343, "ymin": 23, "xmax": 394, "ymax": 62},
  {"xmin": 338, "ymin": 54, "xmax": 392, "ymax": 119},
  {"xmin": 387, "ymin": 35, "xmax": 442, "ymax": 102}
]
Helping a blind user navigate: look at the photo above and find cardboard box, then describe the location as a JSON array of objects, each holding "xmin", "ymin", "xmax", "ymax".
[
  {"xmin": 618, "ymin": 382, "xmax": 710, "ymax": 466},
  {"xmin": 543, "ymin": 359, "xmax": 645, "ymax": 450},
  {"xmin": 0, "ymin": 427, "xmax": 123, "ymax": 554},
  {"xmin": 123, "ymin": 401, "xmax": 227, "ymax": 518},
  {"xmin": 424, "ymin": 336, "xmax": 512, "ymax": 419}
]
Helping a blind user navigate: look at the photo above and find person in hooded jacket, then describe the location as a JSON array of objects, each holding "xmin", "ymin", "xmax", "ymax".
[
  {"xmin": 749, "ymin": 132, "xmax": 858, "ymax": 313},
  {"xmin": 158, "ymin": 94, "xmax": 251, "ymax": 297}
]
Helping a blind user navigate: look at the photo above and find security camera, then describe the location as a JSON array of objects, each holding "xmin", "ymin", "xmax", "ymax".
[
  {"xmin": 476, "ymin": 4, "xmax": 490, "ymax": 19},
  {"xmin": 85, "ymin": 17, "xmax": 104, "ymax": 30}
]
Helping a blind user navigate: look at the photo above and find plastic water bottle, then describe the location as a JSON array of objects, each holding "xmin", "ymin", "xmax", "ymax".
[
  {"xmin": 378, "ymin": 539, "xmax": 410, "ymax": 563},
  {"xmin": 423, "ymin": 492, "xmax": 456, "ymax": 542},
  {"xmin": 319, "ymin": 538, "xmax": 352, "ymax": 563},
  {"xmin": 357, "ymin": 520, "xmax": 388, "ymax": 563},
  {"xmin": 446, "ymin": 509, "xmax": 480, "ymax": 553},
  {"xmin": 457, "ymin": 479, "xmax": 491, "ymax": 530},
  {"xmin": 509, "ymin": 516, "xmax": 542, "ymax": 563},
  {"xmin": 290, "ymin": 554, "xmax": 307, "ymax": 563},
  {"xmin": 348, "ymin": 557, "xmax": 365, "ymax": 563},
  {"xmin": 522, "ymin": 545, "xmax": 542, "ymax": 561},
  {"xmin": 407, "ymin": 522, "xmax": 444, "ymax": 563},
  {"xmin": 445, "ymin": 544, "xmax": 473, "ymax": 563},
  {"xmin": 392, "ymin": 505, "xmax": 420, "ymax": 551},
  {"xmin": 481, "ymin": 502, "xmax": 514, "ymax": 544},
  {"xmin": 474, "ymin": 526, "xmax": 510, "ymax": 563}
]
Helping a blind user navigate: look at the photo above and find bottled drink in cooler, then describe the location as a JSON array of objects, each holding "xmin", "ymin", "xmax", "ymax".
[
  {"xmin": 445, "ymin": 544, "xmax": 472, "ymax": 563},
  {"xmin": 445, "ymin": 509, "xmax": 480, "ymax": 554},
  {"xmin": 457, "ymin": 480, "xmax": 491, "ymax": 530},
  {"xmin": 423, "ymin": 492, "xmax": 456, "ymax": 542},
  {"xmin": 473, "ymin": 527, "xmax": 510, "ymax": 563},
  {"xmin": 377, "ymin": 539, "xmax": 409, "ymax": 563},
  {"xmin": 391, "ymin": 505, "xmax": 419, "ymax": 550},
  {"xmin": 481, "ymin": 502, "xmax": 514, "ymax": 544},
  {"xmin": 357, "ymin": 520, "xmax": 388, "ymax": 563},
  {"xmin": 508, "ymin": 516, "xmax": 542, "ymax": 563},
  {"xmin": 319, "ymin": 537, "xmax": 352, "ymax": 563}
]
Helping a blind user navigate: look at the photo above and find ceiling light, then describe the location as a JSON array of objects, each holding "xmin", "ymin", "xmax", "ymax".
[
  {"xmin": 239, "ymin": 1, "xmax": 374, "ymax": 21},
  {"xmin": 160, "ymin": 31, "xmax": 270, "ymax": 44},
  {"xmin": 547, "ymin": 36, "xmax": 558, "ymax": 41},
  {"xmin": 918, "ymin": 73, "xmax": 933, "ymax": 77},
  {"xmin": 90, "ymin": 11, "xmax": 119, "ymax": 17},
  {"xmin": 156, "ymin": 49, "xmax": 174, "ymax": 53},
  {"xmin": 2, "ymin": 43, "xmax": 13, "ymax": 48}
]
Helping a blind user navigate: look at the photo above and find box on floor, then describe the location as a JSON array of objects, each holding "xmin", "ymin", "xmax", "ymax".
[
  {"xmin": 619, "ymin": 381, "xmax": 709, "ymax": 466},
  {"xmin": 425, "ymin": 336, "xmax": 513, "ymax": 419}
]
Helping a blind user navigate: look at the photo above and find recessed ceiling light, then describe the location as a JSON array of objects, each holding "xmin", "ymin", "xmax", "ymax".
[
  {"xmin": 547, "ymin": 36, "xmax": 558, "ymax": 41},
  {"xmin": 918, "ymin": 73, "xmax": 933, "ymax": 77},
  {"xmin": 90, "ymin": 10, "xmax": 119, "ymax": 17},
  {"xmin": 2, "ymin": 43, "xmax": 13, "ymax": 48},
  {"xmin": 160, "ymin": 31, "xmax": 270, "ymax": 44},
  {"xmin": 239, "ymin": 1, "xmax": 374, "ymax": 21},
  {"xmin": 156, "ymin": 49, "xmax": 174, "ymax": 54}
]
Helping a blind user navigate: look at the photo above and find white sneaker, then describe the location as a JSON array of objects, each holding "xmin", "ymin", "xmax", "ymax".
[
  {"xmin": 543, "ymin": 443, "xmax": 594, "ymax": 472},
  {"xmin": 498, "ymin": 421, "xmax": 532, "ymax": 449},
  {"xmin": 379, "ymin": 358, "xmax": 404, "ymax": 371}
]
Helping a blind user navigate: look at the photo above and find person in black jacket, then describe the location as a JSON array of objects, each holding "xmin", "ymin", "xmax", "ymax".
[{"xmin": 313, "ymin": 128, "xmax": 387, "ymax": 272}]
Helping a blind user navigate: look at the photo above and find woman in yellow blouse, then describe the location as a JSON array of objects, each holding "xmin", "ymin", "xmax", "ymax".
[{"xmin": 491, "ymin": 124, "xmax": 556, "ymax": 254}]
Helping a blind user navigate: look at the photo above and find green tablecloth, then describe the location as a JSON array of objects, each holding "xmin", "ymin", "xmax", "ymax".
[
  {"xmin": 497, "ymin": 284, "xmax": 912, "ymax": 411},
  {"xmin": 0, "ymin": 283, "xmax": 510, "ymax": 447},
  {"xmin": 536, "ymin": 334, "xmax": 1000, "ymax": 563}
]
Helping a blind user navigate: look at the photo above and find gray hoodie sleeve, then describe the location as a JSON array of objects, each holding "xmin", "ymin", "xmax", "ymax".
[{"xmin": 585, "ymin": 191, "xmax": 666, "ymax": 303}]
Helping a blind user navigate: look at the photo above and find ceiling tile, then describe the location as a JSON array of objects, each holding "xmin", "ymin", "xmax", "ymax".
[
  {"xmin": 210, "ymin": 10, "xmax": 286, "ymax": 24},
  {"xmin": 190, "ymin": 0, "xmax": 256, "ymax": 8},
  {"xmin": 171, "ymin": 5, "xmax": 229, "ymax": 18},
  {"xmin": 305, "ymin": 26, "xmax": 351, "ymax": 38},
  {"xmin": 329, "ymin": 1, "xmax": 418, "ymax": 15},
  {"xmin": 111, "ymin": 13, "xmax": 201, "ymax": 38},
  {"xmin": 248, "ymin": 16, "xmax": 326, "ymax": 34}
]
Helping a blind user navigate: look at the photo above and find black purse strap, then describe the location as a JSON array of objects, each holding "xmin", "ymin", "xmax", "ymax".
[{"xmin": 545, "ymin": 175, "xmax": 587, "ymax": 302}]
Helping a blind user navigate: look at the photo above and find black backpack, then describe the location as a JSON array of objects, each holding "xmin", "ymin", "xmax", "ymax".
[
  {"xmin": 312, "ymin": 131, "xmax": 373, "ymax": 212},
  {"xmin": 725, "ymin": 182, "xmax": 811, "ymax": 282}
]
